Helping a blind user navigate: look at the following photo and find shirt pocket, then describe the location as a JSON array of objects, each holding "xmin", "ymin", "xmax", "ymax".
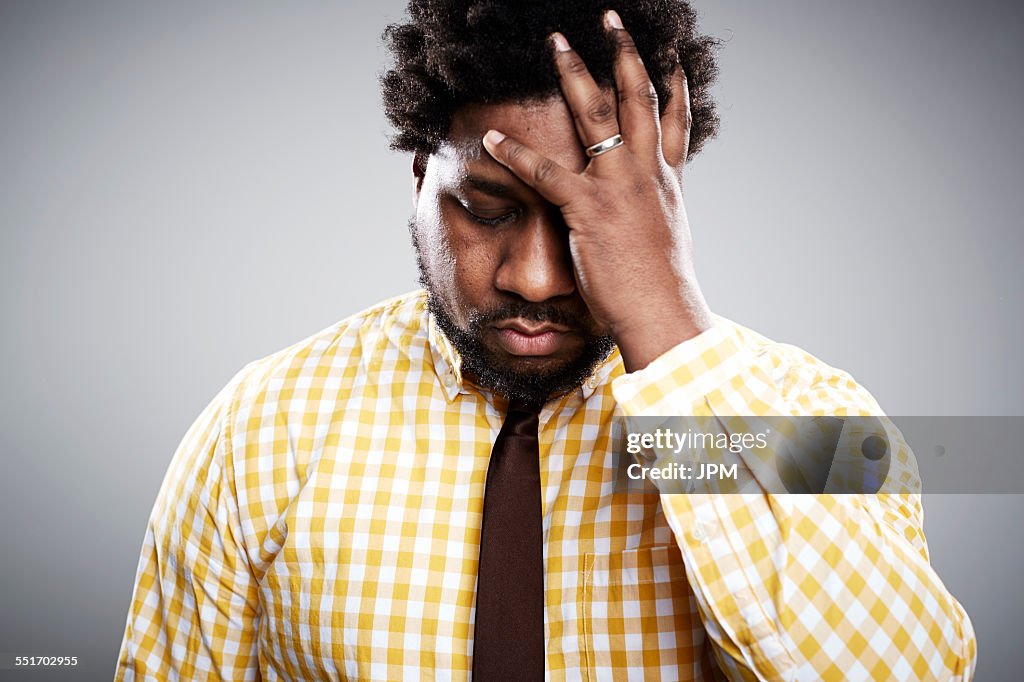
[{"xmin": 582, "ymin": 545, "xmax": 703, "ymax": 681}]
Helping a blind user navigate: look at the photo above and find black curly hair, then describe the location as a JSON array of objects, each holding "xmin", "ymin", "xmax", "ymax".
[{"xmin": 381, "ymin": 0, "xmax": 720, "ymax": 161}]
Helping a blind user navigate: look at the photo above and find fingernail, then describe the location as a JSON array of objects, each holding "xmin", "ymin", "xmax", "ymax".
[
  {"xmin": 550, "ymin": 32, "xmax": 571, "ymax": 52},
  {"xmin": 484, "ymin": 130, "xmax": 506, "ymax": 146},
  {"xmin": 605, "ymin": 10, "xmax": 623, "ymax": 30}
]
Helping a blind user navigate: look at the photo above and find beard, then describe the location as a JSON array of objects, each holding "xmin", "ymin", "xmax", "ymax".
[{"xmin": 411, "ymin": 220, "xmax": 615, "ymax": 406}]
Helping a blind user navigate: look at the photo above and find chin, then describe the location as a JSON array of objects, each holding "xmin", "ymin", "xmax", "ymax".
[{"xmin": 485, "ymin": 344, "xmax": 579, "ymax": 374}]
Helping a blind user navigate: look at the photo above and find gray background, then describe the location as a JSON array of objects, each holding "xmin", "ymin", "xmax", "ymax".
[{"xmin": 1, "ymin": 0, "xmax": 1021, "ymax": 679}]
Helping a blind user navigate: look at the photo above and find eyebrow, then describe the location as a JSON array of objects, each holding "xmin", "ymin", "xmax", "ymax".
[{"xmin": 463, "ymin": 174, "xmax": 516, "ymax": 198}]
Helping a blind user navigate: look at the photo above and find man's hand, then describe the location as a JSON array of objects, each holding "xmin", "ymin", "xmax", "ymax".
[{"xmin": 481, "ymin": 10, "xmax": 712, "ymax": 372}]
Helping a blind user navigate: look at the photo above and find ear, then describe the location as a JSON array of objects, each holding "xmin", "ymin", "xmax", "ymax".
[{"xmin": 411, "ymin": 153, "xmax": 428, "ymax": 203}]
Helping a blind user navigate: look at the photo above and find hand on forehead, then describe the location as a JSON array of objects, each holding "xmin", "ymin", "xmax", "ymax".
[{"xmin": 442, "ymin": 97, "xmax": 595, "ymax": 180}]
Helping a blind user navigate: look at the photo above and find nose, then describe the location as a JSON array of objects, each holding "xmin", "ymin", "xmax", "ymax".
[{"xmin": 493, "ymin": 210, "xmax": 576, "ymax": 303}]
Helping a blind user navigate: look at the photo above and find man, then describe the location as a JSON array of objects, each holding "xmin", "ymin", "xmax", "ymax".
[{"xmin": 116, "ymin": 1, "xmax": 975, "ymax": 679}]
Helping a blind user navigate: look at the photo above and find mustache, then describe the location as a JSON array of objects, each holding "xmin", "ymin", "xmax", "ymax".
[{"xmin": 468, "ymin": 301, "xmax": 590, "ymax": 330}]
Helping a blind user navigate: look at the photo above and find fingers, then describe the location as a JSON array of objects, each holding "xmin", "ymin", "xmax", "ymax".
[
  {"xmin": 550, "ymin": 32, "xmax": 621, "ymax": 151},
  {"xmin": 482, "ymin": 130, "xmax": 583, "ymax": 207},
  {"xmin": 605, "ymin": 10, "xmax": 659, "ymax": 155},
  {"xmin": 660, "ymin": 64, "xmax": 692, "ymax": 167}
]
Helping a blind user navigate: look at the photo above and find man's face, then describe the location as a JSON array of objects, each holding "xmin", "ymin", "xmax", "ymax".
[{"xmin": 412, "ymin": 97, "xmax": 614, "ymax": 405}]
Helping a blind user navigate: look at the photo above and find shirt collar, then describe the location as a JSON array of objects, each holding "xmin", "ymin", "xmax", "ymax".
[
  {"xmin": 580, "ymin": 348, "xmax": 622, "ymax": 400},
  {"xmin": 427, "ymin": 310, "xmax": 467, "ymax": 401}
]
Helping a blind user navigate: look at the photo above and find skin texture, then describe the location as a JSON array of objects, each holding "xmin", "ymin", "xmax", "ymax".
[{"xmin": 413, "ymin": 11, "xmax": 711, "ymax": 400}]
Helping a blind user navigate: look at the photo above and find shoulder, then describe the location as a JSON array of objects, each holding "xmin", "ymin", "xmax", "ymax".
[
  {"xmin": 149, "ymin": 291, "xmax": 432, "ymax": 567},
  {"xmin": 220, "ymin": 290, "xmax": 431, "ymax": 423}
]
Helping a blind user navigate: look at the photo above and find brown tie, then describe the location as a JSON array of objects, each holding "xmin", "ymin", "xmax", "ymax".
[{"xmin": 472, "ymin": 400, "xmax": 545, "ymax": 681}]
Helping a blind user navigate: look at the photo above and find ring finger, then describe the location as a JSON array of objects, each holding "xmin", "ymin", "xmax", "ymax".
[{"xmin": 550, "ymin": 32, "xmax": 622, "ymax": 154}]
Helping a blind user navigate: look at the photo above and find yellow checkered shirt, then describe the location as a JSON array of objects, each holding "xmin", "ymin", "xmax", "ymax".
[{"xmin": 115, "ymin": 290, "xmax": 975, "ymax": 680}]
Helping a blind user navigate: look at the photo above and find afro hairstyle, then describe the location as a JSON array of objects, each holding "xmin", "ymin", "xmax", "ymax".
[{"xmin": 381, "ymin": 0, "xmax": 720, "ymax": 161}]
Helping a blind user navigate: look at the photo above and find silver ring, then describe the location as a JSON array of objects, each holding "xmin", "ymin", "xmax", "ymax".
[{"xmin": 585, "ymin": 134, "xmax": 624, "ymax": 158}]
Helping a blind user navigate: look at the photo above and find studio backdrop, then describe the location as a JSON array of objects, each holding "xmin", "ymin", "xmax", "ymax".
[{"xmin": 1, "ymin": 1, "xmax": 1021, "ymax": 679}]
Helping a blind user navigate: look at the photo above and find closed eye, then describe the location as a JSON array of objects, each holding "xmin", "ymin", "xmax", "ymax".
[{"xmin": 460, "ymin": 202, "xmax": 519, "ymax": 227}]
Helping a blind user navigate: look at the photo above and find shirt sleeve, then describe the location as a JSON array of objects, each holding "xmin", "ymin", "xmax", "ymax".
[
  {"xmin": 115, "ymin": 379, "xmax": 261, "ymax": 681},
  {"xmin": 611, "ymin": 320, "xmax": 977, "ymax": 681}
]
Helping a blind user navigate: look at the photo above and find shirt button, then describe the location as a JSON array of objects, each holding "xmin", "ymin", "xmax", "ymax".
[
  {"xmin": 585, "ymin": 376, "xmax": 598, "ymax": 390},
  {"xmin": 693, "ymin": 516, "xmax": 715, "ymax": 543},
  {"xmin": 444, "ymin": 372, "xmax": 455, "ymax": 388}
]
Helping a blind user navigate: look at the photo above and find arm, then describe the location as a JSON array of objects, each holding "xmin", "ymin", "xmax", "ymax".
[
  {"xmin": 115, "ymin": 381, "xmax": 261, "ymax": 681},
  {"xmin": 480, "ymin": 10, "xmax": 974, "ymax": 679},
  {"xmin": 613, "ymin": 322, "xmax": 977, "ymax": 680}
]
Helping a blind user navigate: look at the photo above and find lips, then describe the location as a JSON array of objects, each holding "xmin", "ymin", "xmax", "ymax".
[{"xmin": 494, "ymin": 319, "xmax": 573, "ymax": 356}]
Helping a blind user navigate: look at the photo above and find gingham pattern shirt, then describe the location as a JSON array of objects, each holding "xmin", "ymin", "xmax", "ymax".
[{"xmin": 115, "ymin": 291, "xmax": 976, "ymax": 681}]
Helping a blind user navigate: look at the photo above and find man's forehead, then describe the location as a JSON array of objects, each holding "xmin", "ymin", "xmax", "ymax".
[{"xmin": 436, "ymin": 97, "xmax": 589, "ymax": 175}]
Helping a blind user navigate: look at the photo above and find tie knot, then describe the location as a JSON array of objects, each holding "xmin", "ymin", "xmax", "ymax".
[
  {"xmin": 509, "ymin": 399, "xmax": 541, "ymax": 415},
  {"xmin": 506, "ymin": 400, "xmax": 541, "ymax": 433}
]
